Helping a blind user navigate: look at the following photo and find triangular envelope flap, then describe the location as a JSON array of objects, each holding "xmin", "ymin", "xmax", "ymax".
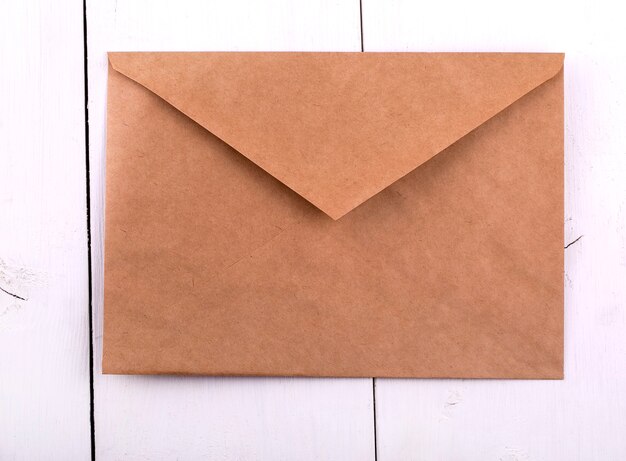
[{"xmin": 109, "ymin": 52, "xmax": 564, "ymax": 219}]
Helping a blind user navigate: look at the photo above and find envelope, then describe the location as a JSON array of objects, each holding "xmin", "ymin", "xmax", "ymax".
[{"xmin": 104, "ymin": 52, "xmax": 564, "ymax": 378}]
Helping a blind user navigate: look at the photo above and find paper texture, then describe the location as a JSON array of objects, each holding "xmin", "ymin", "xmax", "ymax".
[{"xmin": 104, "ymin": 52, "xmax": 564, "ymax": 378}]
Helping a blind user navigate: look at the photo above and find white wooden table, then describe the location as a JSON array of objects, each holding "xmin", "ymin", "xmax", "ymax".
[{"xmin": 1, "ymin": 1, "xmax": 625, "ymax": 459}]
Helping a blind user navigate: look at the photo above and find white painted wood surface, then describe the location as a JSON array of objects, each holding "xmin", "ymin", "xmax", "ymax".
[
  {"xmin": 363, "ymin": 1, "xmax": 626, "ymax": 459},
  {"xmin": 0, "ymin": 1, "xmax": 91, "ymax": 459},
  {"xmin": 86, "ymin": 1, "xmax": 374, "ymax": 460},
  {"xmin": 3, "ymin": 0, "xmax": 624, "ymax": 459}
]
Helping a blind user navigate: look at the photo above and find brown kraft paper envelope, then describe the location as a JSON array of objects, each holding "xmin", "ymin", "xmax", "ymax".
[{"xmin": 104, "ymin": 52, "xmax": 564, "ymax": 378}]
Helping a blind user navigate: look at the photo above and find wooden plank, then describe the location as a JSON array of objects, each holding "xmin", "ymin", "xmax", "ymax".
[
  {"xmin": 0, "ymin": 1, "xmax": 92, "ymax": 459},
  {"xmin": 363, "ymin": 1, "xmax": 626, "ymax": 459},
  {"xmin": 86, "ymin": 1, "xmax": 375, "ymax": 459}
]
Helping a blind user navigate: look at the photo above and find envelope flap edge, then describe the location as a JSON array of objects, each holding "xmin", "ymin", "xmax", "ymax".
[{"xmin": 108, "ymin": 52, "xmax": 564, "ymax": 219}]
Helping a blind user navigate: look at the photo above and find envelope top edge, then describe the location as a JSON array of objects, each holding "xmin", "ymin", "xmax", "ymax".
[{"xmin": 108, "ymin": 52, "xmax": 564, "ymax": 219}]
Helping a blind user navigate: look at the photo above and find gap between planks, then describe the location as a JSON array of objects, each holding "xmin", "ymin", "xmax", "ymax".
[{"xmin": 82, "ymin": 0, "xmax": 96, "ymax": 459}]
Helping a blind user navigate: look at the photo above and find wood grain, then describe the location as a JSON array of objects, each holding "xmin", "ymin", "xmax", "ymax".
[
  {"xmin": 0, "ymin": 0, "xmax": 91, "ymax": 459},
  {"xmin": 87, "ymin": 1, "xmax": 375, "ymax": 459},
  {"xmin": 363, "ymin": 0, "xmax": 626, "ymax": 459},
  {"xmin": 3, "ymin": 0, "xmax": 623, "ymax": 458}
]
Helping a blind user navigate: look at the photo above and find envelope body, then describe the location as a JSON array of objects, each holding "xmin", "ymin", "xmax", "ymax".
[{"xmin": 104, "ymin": 52, "xmax": 564, "ymax": 378}]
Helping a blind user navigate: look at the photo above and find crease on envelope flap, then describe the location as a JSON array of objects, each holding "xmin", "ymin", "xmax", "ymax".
[{"xmin": 108, "ymin": 52, "xmax": 564, "ymax": 219}]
